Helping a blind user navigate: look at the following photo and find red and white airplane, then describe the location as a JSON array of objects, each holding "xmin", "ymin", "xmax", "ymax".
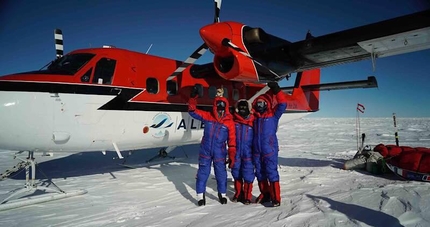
[{"xmin": 0, "ymin": 0, "xmax": 428, "ymax": 209}]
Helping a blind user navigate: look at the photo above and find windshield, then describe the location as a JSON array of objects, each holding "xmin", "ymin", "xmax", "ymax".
[{"xmin": 41, "ymin": 53, "xmax": 95, "ymax": 75}]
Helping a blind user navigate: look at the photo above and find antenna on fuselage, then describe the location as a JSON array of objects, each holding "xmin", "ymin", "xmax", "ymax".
[
  {"xmin": 54, "ymin": 29, "xmax": 64, "ymax": 59},
  {"xmin": 146, "ymin": 44, "xmax": 153, "ymax": 54}
]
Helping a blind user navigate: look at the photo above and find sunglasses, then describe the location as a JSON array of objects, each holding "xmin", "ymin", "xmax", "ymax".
[
  {"xmin": 216, "ymin": 101, "xmax": 226, "ymax": 108},
  {"xmin": 256, "ymin": 101, "xmax": 266, "ymax": 108},
  {"xmin": 238, "ymin": 105, "xmax": 248, "ymax": 110}
]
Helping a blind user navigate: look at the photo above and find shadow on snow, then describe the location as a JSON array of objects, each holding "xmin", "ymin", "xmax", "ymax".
[
  {"xmin": 4, "ymin": 145, "xmax": 226, "ymax": 204},
  {"xmin": 306, "ymin": 194, "xmax": 404, "ymax": 227}
]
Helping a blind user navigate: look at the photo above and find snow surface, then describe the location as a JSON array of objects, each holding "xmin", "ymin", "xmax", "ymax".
[{"xmin": 0, "ymin": 118, "xmax": 429, "ymax": 227}]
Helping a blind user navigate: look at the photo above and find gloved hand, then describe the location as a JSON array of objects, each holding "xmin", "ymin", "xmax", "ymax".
[
  {"xmin": 227, "ymin": 158, "xmax": 235, "ymax": 169},
  {"xmin": 267, "ymin": 82, "xmax": 281, "ymax": 94},
  {"xmin": 190, "ymin": 86, "xmax": 199, "ymax": 98},
  {"xmin": 227, "ymin": 147, "xmax": 236, "ymax": 169}
]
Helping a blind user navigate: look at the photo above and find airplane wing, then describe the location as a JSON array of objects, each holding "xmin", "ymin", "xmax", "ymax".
[
  {"xmin": 197, "ymin": 9, "xmax": 429, "ymax": 82},
  {"xmin": 162, "ymin": 8, "xmax": 429, "ymax": 83},
  {"xmin": 282, "ymin": 9, "xmax": 430, "ymax": 72}
]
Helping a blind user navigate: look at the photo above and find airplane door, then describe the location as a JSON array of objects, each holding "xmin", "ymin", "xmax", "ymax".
[{"xmin": 86, "ymin": 56, "xmax": 124, "ymax": 150}]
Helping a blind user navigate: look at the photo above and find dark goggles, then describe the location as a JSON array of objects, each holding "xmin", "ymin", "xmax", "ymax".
[
  {"xmin": 238, "ymin": 105, "xmax": 248, "ymax": 110},
  {"xmin": 216, "ymin": 101, "xmax": 226, "ymax": 110},
  {"xmin": 216, "ymin": 101, "xmax": 226, "ymax": 107},
  {"xmin": 256, "ymin": 101, "xmax": 267, "ymax": 108}
]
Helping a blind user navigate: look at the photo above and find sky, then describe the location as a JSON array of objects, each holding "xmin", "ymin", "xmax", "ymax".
[
  {"xmin": 0, "ymin": 118, "xmax": 429, "ymax": 226},
  {"xmin": 0, "ymin": 0, "xmax": 429, "ymax": 117}
]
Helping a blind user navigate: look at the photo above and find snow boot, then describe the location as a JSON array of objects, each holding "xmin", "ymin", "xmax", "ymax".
[
  {"xmin": 242, "ymin": 182, "xmax": 253, "ymax": 205},
  {"xmin": 218, "ymin": 192, "xmax": 228, "ymax": 204},
  {"xmin": 232, "ymin": 180, "xmax": 243, "ymax": 203},
  {"xmin": 270, "ymin": 181, "xmax": 281, "ymax": 207},
  {"xmin": 197, "ymin": 193, "xmax": 206, "ymax": 206},
  {"xmin": 255, "ymin": 180, "xmax": 271, "ymax": 204}
]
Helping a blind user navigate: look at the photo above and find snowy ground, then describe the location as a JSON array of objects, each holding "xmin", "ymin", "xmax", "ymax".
[{"xmin": 0, "ymin": 118, "xmax": 429, "ymax": 227}]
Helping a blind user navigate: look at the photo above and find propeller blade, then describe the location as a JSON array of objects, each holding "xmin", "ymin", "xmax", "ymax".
[
  {"xmin": 166, "ymin": 43, "xmax": 208, "ymax": 81},
  {"xmin": 166, "ymin": 1, "xmax": 221, "ymax": 81},
  {"xmin": 248, "ymin": 85, "xmax": 270, "ymax": 104},
  {"xmin": 214, "ymin": 0, "xmax": 222, "ymax": 23},
  {"xmin": 54, "ymin": 29, "xmax": 63, "ymax": 59},
  {"xmin": 221, "ymin": 39, "xmax": 283, "ymax": 80}
]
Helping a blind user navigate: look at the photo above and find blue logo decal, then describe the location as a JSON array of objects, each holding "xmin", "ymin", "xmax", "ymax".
[{"xmin": 151, "ymin": 113, "xmax": 173, "ymax": 138}]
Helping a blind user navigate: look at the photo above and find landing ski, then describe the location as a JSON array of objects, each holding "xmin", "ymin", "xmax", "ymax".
[{"xmin": 0, "ymin": 189, "xmax": 87, "ymax": 211}]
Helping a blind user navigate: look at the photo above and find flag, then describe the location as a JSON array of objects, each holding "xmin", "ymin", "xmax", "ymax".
[{"xmin": 357, "ymin": 103, "xmax": 365, "ymax": 113}]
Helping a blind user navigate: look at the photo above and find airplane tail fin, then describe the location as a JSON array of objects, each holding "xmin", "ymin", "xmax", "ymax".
[{"xmin": 289, "ymin": 69, "xmax": 320, "ymax": 111}]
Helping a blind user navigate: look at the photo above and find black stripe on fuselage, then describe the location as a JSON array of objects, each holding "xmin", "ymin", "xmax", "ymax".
[
  {"xmin": 0, "ymin": 81, "xmax": 214, "ymax": 112},
  {"xmin": 0, "ymin": 81, "xmax": 122, "ymax": 95},
  {"xmin": 0, "ymin": 81, "xmax": 311, "ymax": 113}
]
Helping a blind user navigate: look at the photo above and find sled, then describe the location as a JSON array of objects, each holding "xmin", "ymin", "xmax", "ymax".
[{"xmin": 386, "ymin": 162, "xmax": 430, "ymax": 182}]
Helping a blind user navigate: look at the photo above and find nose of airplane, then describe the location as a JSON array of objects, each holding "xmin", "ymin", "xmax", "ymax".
[
  {"xmin": 0, "ymin": 90, "xmax": 53, "ymax": 152},
  {"xmin": 0, "ymin": 94, "xmax": 19, "ymax": 151},
  {"xmin": 199, "ymin": 22, "xmax": 232, "ymax": 56}
]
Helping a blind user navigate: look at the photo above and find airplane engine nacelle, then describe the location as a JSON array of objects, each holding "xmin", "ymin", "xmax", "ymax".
[
  {"xmin": 213, "ymin": 52, "xmax": 258, "ymax": 82},
  {"xmin": 200, "ymin": 21, "xmax": 294, "ymax": 83},
  {"xmin": 200, "ymin": 21, "xmax": 260, "ymax": 82}
]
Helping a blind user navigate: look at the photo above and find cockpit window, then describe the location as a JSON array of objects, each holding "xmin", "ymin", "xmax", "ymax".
[
  {"xmin": 92, "ymin": 58, "xmax": 116, "ymax": 85},
  {"xmin": 44, "ymin": 53, "xmax": 95, "ymax": 75}
]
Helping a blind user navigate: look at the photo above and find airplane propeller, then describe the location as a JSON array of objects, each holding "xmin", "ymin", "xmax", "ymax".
[
  {"xmin": 213, "ymin": 0, "xmax": 221, "ymax": 23},
  {"xmin": 166, "ymin": 0, "xmax": 222, "ymax": 81},
  {"xmin": 167, "ymin": 0, "xmax": 287, "ymax": 83},
  {"xmin": 166, "ymin": 43, "xmax": 208, "ymax": 81},
  {"xmin": 54, "ymin": 29, "xmax": 64, "ymax": 59},
  {"xmin": 39, "ymin": 28, "xmax": 64, "ymax": 70}
]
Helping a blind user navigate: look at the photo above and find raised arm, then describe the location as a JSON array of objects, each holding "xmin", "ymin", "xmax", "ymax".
[
  {"xmin": 268, "ymin": 82, "xmax": 287, "ymax": 119},
  {"xmin": 188, "ymin": 86, "xmax": 212, "ymax": 121}
]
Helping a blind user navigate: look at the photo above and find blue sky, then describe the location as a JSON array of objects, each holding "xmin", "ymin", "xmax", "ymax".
[{"xmin": 1, "ymin": 0, "xmax": 429, "ymax": 117}]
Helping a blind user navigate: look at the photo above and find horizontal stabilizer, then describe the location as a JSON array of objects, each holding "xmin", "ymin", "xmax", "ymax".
[{"xmin": 281, "ymin": 76, "xmax": 377, "ymax": 93}]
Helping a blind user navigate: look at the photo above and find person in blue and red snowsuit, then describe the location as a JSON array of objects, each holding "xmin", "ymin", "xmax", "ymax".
[
  {"xmin": 253, "ymin": 82, "xmax": 287, "ymax": 207},
  {"xmin": 231, "ymin": 99, "xmax": 255, "ymax": 205},
  {"xmin": 188, "ymin": 86, "xmax": 236, "ymax": 206}
]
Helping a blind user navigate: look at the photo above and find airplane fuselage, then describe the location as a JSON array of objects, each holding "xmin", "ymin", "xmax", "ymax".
[
  {"xmin": 0, "ymin": 46, "xmax": 320, "ymax": 154},
  {"xmin": 0, "ymin": 89, "xmax": 309, "ymax": 153}
]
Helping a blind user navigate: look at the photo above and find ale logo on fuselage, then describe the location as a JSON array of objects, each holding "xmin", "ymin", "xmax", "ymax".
[{"xmin": 150, "ymin": 112, "xmax": 174, "ymax": 138}]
